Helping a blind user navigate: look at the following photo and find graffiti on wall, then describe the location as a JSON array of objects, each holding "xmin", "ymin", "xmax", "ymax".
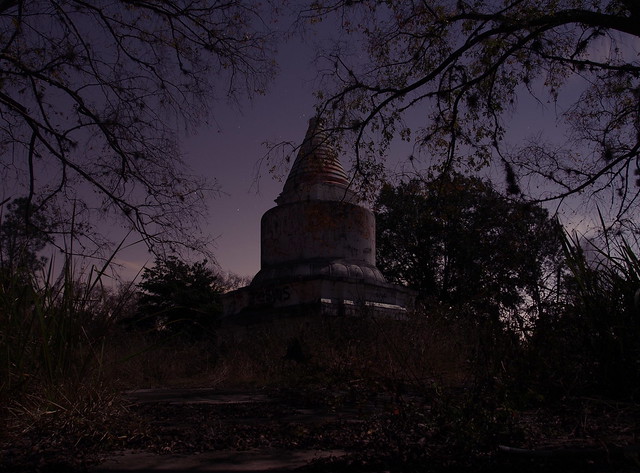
[{"xmin": 250, "ymin": 285, "xmax": 292, "ymax": 307}]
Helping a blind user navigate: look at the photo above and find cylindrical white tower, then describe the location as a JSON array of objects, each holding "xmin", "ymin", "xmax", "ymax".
[
  {"xmin": 221, "ymin": 116, "xmax": 415, "ymax": 318},
  {"xmin": 251, "ymin": 117, "xmax": 386, "ymax": 287}
]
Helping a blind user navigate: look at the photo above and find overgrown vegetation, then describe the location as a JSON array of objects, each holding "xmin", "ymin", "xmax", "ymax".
[
  {"xmin": 2, "ymin": 185, "xmax": 639, "ymax": 471},
  {"xmin": 2, "ymin": 1, "xmax": 639, "ymax": 470},
  {"xmin": 0, "ymin": 196, "xmax": 115, "ymax": 400},
  {"xmin": 374, "ymin": 176, "xmax": 640, "ymax": 404},
  {"xmin": 131, "ymin": 256, "xmax": 223, "ymax": 336},
  {"xmin": 524, "ymin": 231, "xmax": 640, "ymax": 400},
  {"xmin": 375, "ymin": 174, "xmax": 564, "ymax": 329}
]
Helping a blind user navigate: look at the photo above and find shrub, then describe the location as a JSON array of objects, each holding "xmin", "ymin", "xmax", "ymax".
[{"xmin": 133, "ymin": 256, "xmax": 222, "ymax": 338}]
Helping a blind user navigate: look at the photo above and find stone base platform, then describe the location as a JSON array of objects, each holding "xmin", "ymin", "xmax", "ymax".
[{"xmin": 221, "ymin": 277, "xmax": 415, "ymax": 323}]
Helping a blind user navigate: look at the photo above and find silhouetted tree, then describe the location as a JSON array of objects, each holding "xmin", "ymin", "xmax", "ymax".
[
  {"xmin": 135, "ymin": 256, "xmax": 222, "ymax": 336},
  {"xmin": 375, "ymin": 174, "xmax": 564, "ymax": 334},
  {"xmin": 0, "ymin": 1, "xmax": 277, "ymax": 254},
  {"xmin": 304, "ymin": 0, "xmax": 640, "ymax": 222}
]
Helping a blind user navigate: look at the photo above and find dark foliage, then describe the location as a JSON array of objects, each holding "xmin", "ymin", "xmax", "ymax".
[
  {"xmin": 375, "ymin": 174, "xmax": 564, "ymax": 333},
  {"xmin": 305, "ymin": 0, "xmax": 640, "ymax": 223},
  {"xmin": 134, "ymin": 256, "xmax": 222, "ymax": 337},
  {"xmin": 524, "ymin": 233, "xmax": 640, "ymax": 399}
]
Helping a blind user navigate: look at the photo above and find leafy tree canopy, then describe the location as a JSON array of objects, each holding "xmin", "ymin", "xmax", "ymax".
[
  {"xmin": 0, "ymin": 0, "xmax": 277, "ymax": 256},
  {"xmin": 304, "ymin": 0, "xmax": 640, "ymax": 225},
  {"xmin": 375, "ymin": 174, "xmax": 564, "ymax": 330},
  {"xmin": 136, "ymin": 256, "xmax": 222, "ymax": 335}
]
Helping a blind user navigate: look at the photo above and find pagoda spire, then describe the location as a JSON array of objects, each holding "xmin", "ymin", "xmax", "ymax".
[{"xmin": 276, "ymin": 117, "xmax": 355, "ymax": 205}]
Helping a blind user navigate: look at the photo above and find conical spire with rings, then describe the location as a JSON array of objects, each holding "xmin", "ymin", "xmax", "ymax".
[{"xmin": 276, "ymin": 116, "xmax": 356, "ymax": 205}]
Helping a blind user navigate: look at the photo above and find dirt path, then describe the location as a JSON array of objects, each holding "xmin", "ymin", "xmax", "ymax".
[
  {"xmin": 72, "ymin": 387, "xmax": 640, "ymax": 473},
  {"xmin": 93, "ymin": 387, "xmax": 372, "ymax": 472},
  {"xmin": 96, "ymin": 449, "xmax": 346, "ymax": 472}
]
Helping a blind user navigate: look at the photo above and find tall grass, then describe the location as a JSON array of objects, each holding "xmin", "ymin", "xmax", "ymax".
[
  {"xmin": 0, "ymin": 252, "xmax": 129, "ymax": 402},
  {"xmin": 526, "ymin": 230, "xmax": 640, "ymax": 399},
  {"xmin": 0, "ymin": 247, "xmax": 146, "ymax": 472}
]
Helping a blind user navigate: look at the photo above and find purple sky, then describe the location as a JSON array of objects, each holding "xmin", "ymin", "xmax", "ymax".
[
  {"xmin": 110, "ymin": 18, "xmax": 639, "ymax": 283},
  {"xmin": 111, "ymin": 39, "xmax": 575, "ymax": 282},
  {"xmin": 115, "ymin": 28, "xmax": 336, "ymax": 280}
]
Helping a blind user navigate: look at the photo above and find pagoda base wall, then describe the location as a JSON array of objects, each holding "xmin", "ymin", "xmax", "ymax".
[{"xmin": 221, "ymin": 277, "xmax": 415, "ymax": 322}]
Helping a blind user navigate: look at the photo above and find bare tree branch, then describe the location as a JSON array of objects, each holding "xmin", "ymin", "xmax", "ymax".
[
  {"xmin": 0, "ymin": 0, "xmax": 278, "ymax": 258},
  {"xmin": 305, "ymin": 0, "xmax": 640, "ymax": 223}
]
